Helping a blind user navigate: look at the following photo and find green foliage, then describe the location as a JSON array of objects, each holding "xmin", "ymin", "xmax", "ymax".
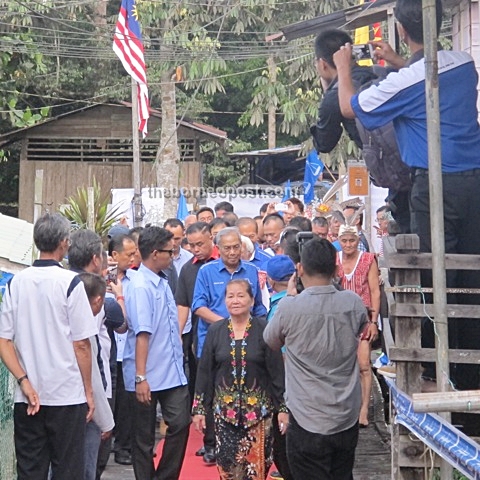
[
  {"xmin": 238, "ymin": 0, "xmax": 360, "ymax": 166},
  {"xmin": 0, "ymin": 0, "xmax": 375, "ymax": 179},
  {"xmin": 59, "ymin": 178, "xmax": 124, "ymax": 238},
  {"xmin": 201, "ymin": 139, "xmax": 250, "ymax": 189}
]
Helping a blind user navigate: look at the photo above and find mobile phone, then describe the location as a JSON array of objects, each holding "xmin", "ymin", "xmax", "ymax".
[
  {"xmin": 275, "ymin": 203, "xmax": 289, "ymax": 213},
  {"xmin": 352, "ymin": 43, "xmax": 375, "ymax": 61},
  {"xmin": 107, "ymin": 265, "xmax": 118, "ymax": 284}
]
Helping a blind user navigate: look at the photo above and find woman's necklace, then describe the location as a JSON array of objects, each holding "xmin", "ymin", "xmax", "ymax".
[{"xmin": 228, "ymin": 317, "xmax": 251, "ymax": 388}]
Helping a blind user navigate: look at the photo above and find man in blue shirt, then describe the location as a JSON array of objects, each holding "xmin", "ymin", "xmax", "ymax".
[
  {"xmin": 123, "ymin": 227, "xmax": 190, "ymax": 480},
  {"xmin": 266, "ymin": 255, "xmax": 295, "ymax": 323},
  {"xmin": 334, "ymin": 0, "xmax": 480, "ymax": 391},
  {"xmin": 192, "ymin": 227, "xmax": 267, "ymax": 359},
  {"xmin": 192, "ymin": 226, "xmax": 267, "ymax": 465},
  {"xmin": 265, "ymin": 254, "xmax": 296, "ymax": 480}
]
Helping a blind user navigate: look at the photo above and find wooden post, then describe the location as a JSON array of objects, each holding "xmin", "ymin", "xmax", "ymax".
[
  {"xmin": 131, "ymin": 78, "xmax": 143, "ymax": 227},
  {"xmin": 412, "ymin": 391, "xmax": 480, "ymax": 413},
  {"xmin": 33, "ymin": 169, "xmax": 43, "ymax": 224},
  {"xmin": 386, "ymin": 234, "xmax": 424, "ymax": 480},
  {"xmin": 422, "ymin": 0, "xmax": 452, "ymax": 476},
  {"xmin": 87, "ymin": 187, "xmax": 95, "ymax": 231},
  {"xmin": 267, "ymin": 55, "xmax": 277, "ymax": 149}
]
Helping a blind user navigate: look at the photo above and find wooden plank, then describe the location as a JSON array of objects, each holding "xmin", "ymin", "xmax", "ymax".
[
  {"xmin": 64, "ymin": 163, "xmax": 88, "ymax": 203},
  {"xmin": 412, "ymin": 390, "xmax": 480, "ymax": 413},
  {"xmin": 88, "ymin": 165, "xmax": 114, "ymax": 197},
  {"xmin": 141, "ymin": 161, "xmax": 157, "ymax": 189},
  {"xmin": 18, "ymin": 140, "xmax": 34, "ymax": 222},
  {"xmin": 382, "ymin": 317, "xmax": 395, "ymax": 357},
  {"xmin": 385, "ymin": 252, "xmax": 480, "ymax": 270},
  {"xmin": 112, "ymin": 164, "xmax": 134, "ymax": 190},
  {"xmin": 390, "ymin": 347, "xmax": 480, "ymax": 364},
  {"xmin": 391, "ymin": 303, "xmax": 480, "ymax": 318},
  {"xmin": 391, "ymin": 241, "xmax": 423, "ymax": 480}
]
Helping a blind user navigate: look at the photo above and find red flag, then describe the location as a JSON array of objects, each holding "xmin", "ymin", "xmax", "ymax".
[{"xmin": 113, "ymin": 0, "xmax": 150, "ymax": 137}]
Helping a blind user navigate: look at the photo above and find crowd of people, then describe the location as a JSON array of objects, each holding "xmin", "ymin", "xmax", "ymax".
[
  {"xmin": 0, "ymin": 191, "xmax": 390, "ymax": 480},
  {"xmin": 3, "ymin": 0, "xmax": 480, "ymax": 478}
]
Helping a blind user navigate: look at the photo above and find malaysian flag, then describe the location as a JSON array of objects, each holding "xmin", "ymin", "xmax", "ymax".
[{"xmin": 113, "ymin": 0, "xmax": 150, "ymax": 137}]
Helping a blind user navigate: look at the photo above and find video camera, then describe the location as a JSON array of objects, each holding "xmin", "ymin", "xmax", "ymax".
[{"xmin": 295, "ymin": 232, "xmax": 314, "ymax": 293}]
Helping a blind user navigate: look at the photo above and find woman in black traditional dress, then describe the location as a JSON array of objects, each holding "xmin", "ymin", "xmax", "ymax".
[{"xmin": 192, "ymin": 279, "xmax": 287, "ymax": 480}]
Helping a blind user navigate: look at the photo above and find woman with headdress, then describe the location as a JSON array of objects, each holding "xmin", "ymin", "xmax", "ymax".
[
  {"xmin": 192, "ymin": 279, "xmax": 287, "ymax": 479},
  {"xmin": 336, "ymin": 223, "xmax": 380, "ymax": 427}
]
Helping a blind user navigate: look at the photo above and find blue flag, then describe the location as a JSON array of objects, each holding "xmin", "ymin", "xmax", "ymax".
[
  {"xmin": 304, "ymin": 150, "xmax": 324, "ymax": 204},
  {"xmin": 176, "ymin": 192, "xmax": 189, "ymax": 221},
  {"xmin": 282, "ymin": 179, "xmax": 292, "ymax": 202}
]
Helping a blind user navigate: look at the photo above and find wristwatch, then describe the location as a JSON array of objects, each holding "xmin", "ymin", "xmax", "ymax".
[{"xmin": 135, "ymin": 375, "xmax": 147, "ymax": 384}]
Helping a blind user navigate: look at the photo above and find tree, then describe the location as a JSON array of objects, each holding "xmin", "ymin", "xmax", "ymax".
[
  {"xmin": 240, "ymin": 0, "xmax": 360, "ymax": 168},
  {"xmin": 137, "ymin": 0, "xmax": 281, "ymax": 218}
]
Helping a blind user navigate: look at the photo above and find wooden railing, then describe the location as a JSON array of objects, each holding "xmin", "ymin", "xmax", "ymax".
[{"xmin": 381, "ymin": 233, "xmax": 480, "ymax": 479}]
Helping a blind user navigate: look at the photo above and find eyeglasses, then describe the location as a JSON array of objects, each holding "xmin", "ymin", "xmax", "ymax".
[{"xmin": 156, "ymin": 249, "xmax": 175, "ymax": 256}]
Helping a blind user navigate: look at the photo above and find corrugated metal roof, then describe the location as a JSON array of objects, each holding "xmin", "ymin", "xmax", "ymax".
[
  {"xmin": 229, "ymin": 145, "xmax": 302, "ymax": 158},
  {"xmin": 0, "ymin": 214, "xmax": 34, "ymax": 266},
  {"xmin": 275, "ymin": 0, "xmax": 460, "ymax": 42}
]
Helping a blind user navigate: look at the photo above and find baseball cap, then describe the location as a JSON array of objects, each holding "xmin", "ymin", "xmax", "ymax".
[
  {"xmin": 266, "ymin": 255, "xmax": 295, "ymax": 282},
  {"xmin": 104, "ymin": 297, "xmax": 125, "ymax": 329},
  {"xmin": 107, "ymin": 224, "xmax": 130, "ymax": 238}
]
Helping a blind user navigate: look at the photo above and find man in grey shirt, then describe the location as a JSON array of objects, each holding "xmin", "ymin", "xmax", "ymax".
[{"xmin": 264, "ymin": 237, "xmax": 367, "ymax": 480}]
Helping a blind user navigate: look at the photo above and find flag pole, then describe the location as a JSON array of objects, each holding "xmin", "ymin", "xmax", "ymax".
[{"xmin": 131, "ymin": 78, "xmax": 142, "ymax": 227}]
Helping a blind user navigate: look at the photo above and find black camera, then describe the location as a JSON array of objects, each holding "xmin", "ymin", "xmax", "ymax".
[
  {"xmin": 352, "ymin": 43, "xmax": 374, "ymax": 61},
  {"xmin": 295, "ymin": 232, "xmax": 314, "ymax": 293}
]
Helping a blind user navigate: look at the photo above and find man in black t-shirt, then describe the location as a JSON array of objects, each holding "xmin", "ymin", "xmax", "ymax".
[{"xmin": 175, "ymin": 222, "xmax": 219, "ymax": 463}]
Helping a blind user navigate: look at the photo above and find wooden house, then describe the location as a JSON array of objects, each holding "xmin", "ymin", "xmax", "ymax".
[{"xmin": 0, "ymin": 102, "xmax": 227, "ymax": 222}]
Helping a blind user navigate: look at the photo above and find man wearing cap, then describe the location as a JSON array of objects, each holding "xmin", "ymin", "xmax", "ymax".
[
  {"xmin": 265, "ymin": 255, "xmax": 296, "ymax": 480},
  {"xmin": 266, "ymin": 255, "xmax": 296, "ymax": 323}
]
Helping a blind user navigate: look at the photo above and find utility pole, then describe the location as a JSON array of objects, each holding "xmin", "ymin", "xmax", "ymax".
[
  {"xmin": 422, "ymin": 0, "xmax": 452, "ymax": 478},
  {"xmin": 131, "ymin": 78, "xmax": 143, "ymax": 227},
  {"xmin": 267, "ymin": 55, "xmax": 277, "ymax": 149}
]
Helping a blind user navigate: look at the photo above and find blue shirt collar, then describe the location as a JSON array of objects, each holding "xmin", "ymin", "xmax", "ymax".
[
  {"xmin": 217, "ymin": 258, "xmax": 246, "ymax": 275},
  {"xmin": 270, "ymin": 290, "xmax": 287, "ymax": 302},
  {"xmin": 138, "ymin": 263, "xmax": 161, "ymax": 286}
]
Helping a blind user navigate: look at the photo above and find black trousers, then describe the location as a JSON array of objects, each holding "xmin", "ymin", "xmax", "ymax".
[
  {"xmin": 113, "ymin": 361, "xmax": 132, "ymax": 453},
  {"xmin": 286, "ymin": 414, "xmax": 359, "ymax": 480},
  {"xmin": 95, "ymin": 397, "xmax": 114, "ymax": 479},
  {"xmin": 14, "ymin": 402, "xmax": 87, "ymax": 480},
  {"xmin": 195, "ymin": 352, "xmax": 214, "ymax": 450},
  {"xmin": 272, "ymin": 413, "xmax": 294, "ymax": 480},
  {"xmin": 182, "ymin": 332, "xmax": 197, "ymax": 406},
  {"xmin": 411, "ymin": 169, "xmax": 480, "ymax": 389},
  {"xmin": 130, "ymin": 385, "xmax": 190, "ymax": 480}
]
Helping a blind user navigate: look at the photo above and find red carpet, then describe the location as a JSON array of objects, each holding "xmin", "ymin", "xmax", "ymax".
[
  {"xmin": 155, "ymin": 425, "xmax": 218, "ymax": 479},
  {"xmin": 155, "ymin": 424, "xmax": 275, "ymax": 479}
]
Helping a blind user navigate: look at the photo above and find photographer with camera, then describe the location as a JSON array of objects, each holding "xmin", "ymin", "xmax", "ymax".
[{"xmin": 310, "ymin": 29, "xmax": 377, "ymax": 155}]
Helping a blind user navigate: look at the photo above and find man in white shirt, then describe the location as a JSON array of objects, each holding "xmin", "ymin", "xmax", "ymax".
[{"xmin": 0, "ymin": 213, "xmax": 97, "ymax": 480}]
